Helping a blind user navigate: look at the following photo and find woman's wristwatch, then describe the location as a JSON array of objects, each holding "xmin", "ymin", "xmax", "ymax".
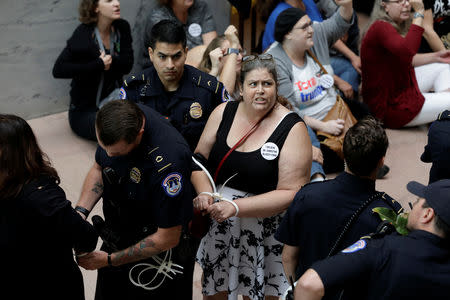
[
  {"xmin": 413, "ymin": 11, "xmax": 425, "ymax": 19},
  {"xmin": 225, "ymin": 48, "xmax": 239, "ymax": 56}
]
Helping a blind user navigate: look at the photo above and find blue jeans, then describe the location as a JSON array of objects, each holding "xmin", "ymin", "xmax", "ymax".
[
  {"xmin": 307, "ymin": 125, "xmax": 325, "ymax": 178},
  {"xmin": 331, "ymin": 56, "xmax": 360, "ymax": 92}
]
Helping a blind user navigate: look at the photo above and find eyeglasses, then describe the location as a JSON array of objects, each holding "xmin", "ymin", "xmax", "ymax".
[
  {"xmin": 242, "ymin": 53, "xmax": 274, "ymax": 64},
  {"xmin": 224, "ymin": 48, "xmax": 247, "ymax": 57},
  {"xmin": 384, "ymin": 0, "xmax": 410, "ymax": 5},
  {"xmin": 293, "ymin": 20, "xmax": 313, "ymax": 31}
]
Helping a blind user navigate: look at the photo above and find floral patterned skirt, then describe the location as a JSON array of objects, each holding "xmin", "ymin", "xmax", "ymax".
[{"xmin": 195, "ymin": 188, "xmax": 288, "ymax": 299}]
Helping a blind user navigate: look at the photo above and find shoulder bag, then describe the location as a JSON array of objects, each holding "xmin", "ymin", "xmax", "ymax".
[{"xmin": 307, "ymin": 50, "xmax": 357, "ymax": 160}]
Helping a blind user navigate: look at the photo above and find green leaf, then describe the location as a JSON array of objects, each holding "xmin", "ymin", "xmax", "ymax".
[
  {"xmin": 372, "ymin": 208, "xmax": 410, "ymax": 236},
  {"xmin": 372, "ymin": 207, "xmax": 397, "ymax": 222}
]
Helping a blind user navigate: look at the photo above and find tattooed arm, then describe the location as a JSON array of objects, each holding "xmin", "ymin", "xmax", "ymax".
[
  {"xmin": 112, "ymin": 226, "xmax": 182, "ymax": 266},
  {"xmin": 76, "ymin": 162, "xmax": 104, "ymax": 220},
  {"xmin": 77, "ymin": 225, "xmax": 182, "ymax": 270}
]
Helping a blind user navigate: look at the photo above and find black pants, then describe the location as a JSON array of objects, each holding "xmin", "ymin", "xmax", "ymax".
[
  {"xmin": 68, "ymin": 106, "xmax": 97, "ymax": 141},
  {"xmin": 95, "ymin": 235, "xmax": 198, "ymax": 300}
]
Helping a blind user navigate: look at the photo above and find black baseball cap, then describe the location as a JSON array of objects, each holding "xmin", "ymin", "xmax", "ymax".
[{"xmin": 407, "ymin": 179, "xmax": 450, "ymax": 226}]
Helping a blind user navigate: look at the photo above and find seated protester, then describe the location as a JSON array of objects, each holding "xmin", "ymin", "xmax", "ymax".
[
  {"xmin": 295, "ymin": 179, "xmax": 450, "ymax": 300},
  {"xmin": 259, "ymin": 0, "xmax": 323, "ymax": 52},
  {"xmin": 135, "ymin": 0, "xmax": 217, "ymax": 71},
  {"xmin": 266, "ymin": 3, "xmax": 369, "ymax": 174},
  {"xmin": 421, "ymin": 110, "xmax": 450, "ymax": 183},
  {"xmin": 419, "ymin": 0, "xmax": 450, "ymax": 53},
  {"xmin": 52, "ymin": 0, "xmax": 133, "ymax": 141},
  {"xmin": 198, "ymin": 25, "xmax": 244, "ymax": 99},
  {"xmin": 261, "ymin": 0, "xmax": 362, "ymax": 103},
  {"xmin": 121, "ymin": 20, "xmax": 228, "ymax": 151},
  {"xmin": 275, "ymin": 116, "xmax": 402, "ymax": 300},
  {"xmin": 361, "ymin": 0, "xmax": 450, "ymax": 129}
]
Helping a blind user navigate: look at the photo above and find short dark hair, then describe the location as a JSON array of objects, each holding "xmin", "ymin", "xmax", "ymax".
[
  {"xmin": 0, "ymin": 114, "xmax": 59, "ymax": 200},
  {"xmin": 149, "ymin": 19, "xmax": 187, "ymax": 49},
  {"xmin": 95, "ymin": 100, "xmax": 144, "ymax": 146},
  {"xmin": 422, "ymin": 201, "xmax": 450, "ymax": 239},
  {"xmin": 343, "ymin": 116, "xmax": 388, "ymax": 176}
]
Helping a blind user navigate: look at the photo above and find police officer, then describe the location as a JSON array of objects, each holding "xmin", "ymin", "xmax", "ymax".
[
  {"xmin": 275, "ymin": 116, "xmax": 402, "ymax": 299},
  {"xmin": 295, "ymin": 179, "xmax": 450, "ymax": 300},
  {"xmin": 421, "ymin": 110, "xmax": 450, "ymax": 183},
  {"xmin": 75, "ymin": 100, "xmax": 193, "ymax": 299},
  {"xmin": 120, "ymin": 19, "xmax": 229, "ymax": 151}
]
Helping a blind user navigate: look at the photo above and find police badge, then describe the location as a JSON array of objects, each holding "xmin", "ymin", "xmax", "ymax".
[{"xmin": 189, "ymin": 102, "xmax": 203, "ymax": 119}]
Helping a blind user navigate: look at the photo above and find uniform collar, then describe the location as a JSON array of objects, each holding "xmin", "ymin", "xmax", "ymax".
[
  {"xmin": 408, "ymin": 230, "xmax": 450, "ymax": 249},
  {"xmin": 335, "ymin": 172, "xmax": 376, "ymax": 193},
  {"xmin": 145, "ymin": 66, "xmax": 195, "ymax": 99}
]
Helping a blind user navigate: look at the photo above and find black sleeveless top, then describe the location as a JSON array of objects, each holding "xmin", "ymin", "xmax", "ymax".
[{"xmin": 208, "ymin": 101, "xmax": 304, "ymax": 195}]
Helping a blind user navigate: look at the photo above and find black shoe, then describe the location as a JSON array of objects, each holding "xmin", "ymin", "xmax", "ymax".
[{"xmin": 376, "ymin": 165, "xmax": 390, "ymax": 179}]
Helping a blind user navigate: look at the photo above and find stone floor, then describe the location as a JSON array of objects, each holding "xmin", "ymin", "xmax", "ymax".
[{"xmin": 28, "ymin": 111, "xmax": 431, "ymax": 300}]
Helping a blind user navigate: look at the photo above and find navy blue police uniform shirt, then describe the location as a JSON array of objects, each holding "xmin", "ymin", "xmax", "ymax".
[
  {"xmin": 275, "ymin": 172, "xmax": 402, "ymax": 281},
  {"xmin": 312, "ymin": 230, "xmax": 450, "ymax": 300},
  {"xmin": 120, "ymin": 64, "xmax": 229, "ymax": 151},
  {"xmin": 421, "ymin": 110, "xmax": 450, "ymax": 184},
  {"xmin": 95, "ymin": 104, "xmax": 193, "ymax": 249}
]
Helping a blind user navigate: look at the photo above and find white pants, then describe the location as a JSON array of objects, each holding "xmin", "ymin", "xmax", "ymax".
[{"xmin": 405, "ymin": 63, "xmax": 450, "ymax": 127}]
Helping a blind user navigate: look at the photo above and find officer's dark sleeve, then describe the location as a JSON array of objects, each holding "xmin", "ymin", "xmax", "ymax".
[
  {"xmin": 95, "ymin": 146, "xmax": 104, "ymax": 165},
  {"xmin": 215, "ymin": 81, "xmax": 231, "ymax": 105},
  {"xmin": 275, "ymin": 191, "xmax": 307, "ymax": 245},
  {"xmin": 110, "ymin": 19, "xmax": 133, "ymax": 75},
  {"xmin": 311, "ymin": 238, "xmax": 382, "ymax": 293},
  {"xmin": 28, "ymin": 179, "xmax": 98, "ymax": 253},
  {"xmin": 152, "ymin": 151, "xmax": 193, "ymax": 228}
]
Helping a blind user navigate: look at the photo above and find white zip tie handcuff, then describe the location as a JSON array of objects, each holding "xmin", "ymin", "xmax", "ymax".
[
  {"xmin": 129, "ymin": 249, "xmax": 183, "ymax": 290},
  {"xmin": 192, "ymin": 156, "xmax": 240, "ymax": 217}
]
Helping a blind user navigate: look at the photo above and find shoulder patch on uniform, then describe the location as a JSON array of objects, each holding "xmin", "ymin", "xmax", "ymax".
[
  {"xmin": 119, "ymin": 87, "xmax": 127, "ymax": 100},
  {"xmin": 222, "ymin": 87, "xmax": 231, "ymax": 102},
  {"xmin": 161, "ymin": 172, "xmax": 183, "ymax": 197},
  {"xmin": 341, "ymin": 240, "xmax": 367, "ymax": 253}
]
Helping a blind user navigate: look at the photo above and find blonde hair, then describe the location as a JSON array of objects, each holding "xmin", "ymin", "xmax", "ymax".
[{"xmin": 362, "ymin": 0, "xmax": 411, "ymax": 39}]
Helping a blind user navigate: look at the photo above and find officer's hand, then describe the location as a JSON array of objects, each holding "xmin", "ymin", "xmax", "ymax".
[
  {"xmin": 194, "ymin": 194, "xmax": 214, "ymax": 213},
  {"xmin": 99, "ymin": 51, "xmax": 112, "ymax": 71},
  {"xmin": 77, "ymin": 250, "xmax": 108, "ymax": 270},
  {"xmin": 207, "ymin": 201, "xmax": 236, "ymax": 223},
  {"xmin": 320, "ymin": 119, "xmax": 345, "ymax": 136}
]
